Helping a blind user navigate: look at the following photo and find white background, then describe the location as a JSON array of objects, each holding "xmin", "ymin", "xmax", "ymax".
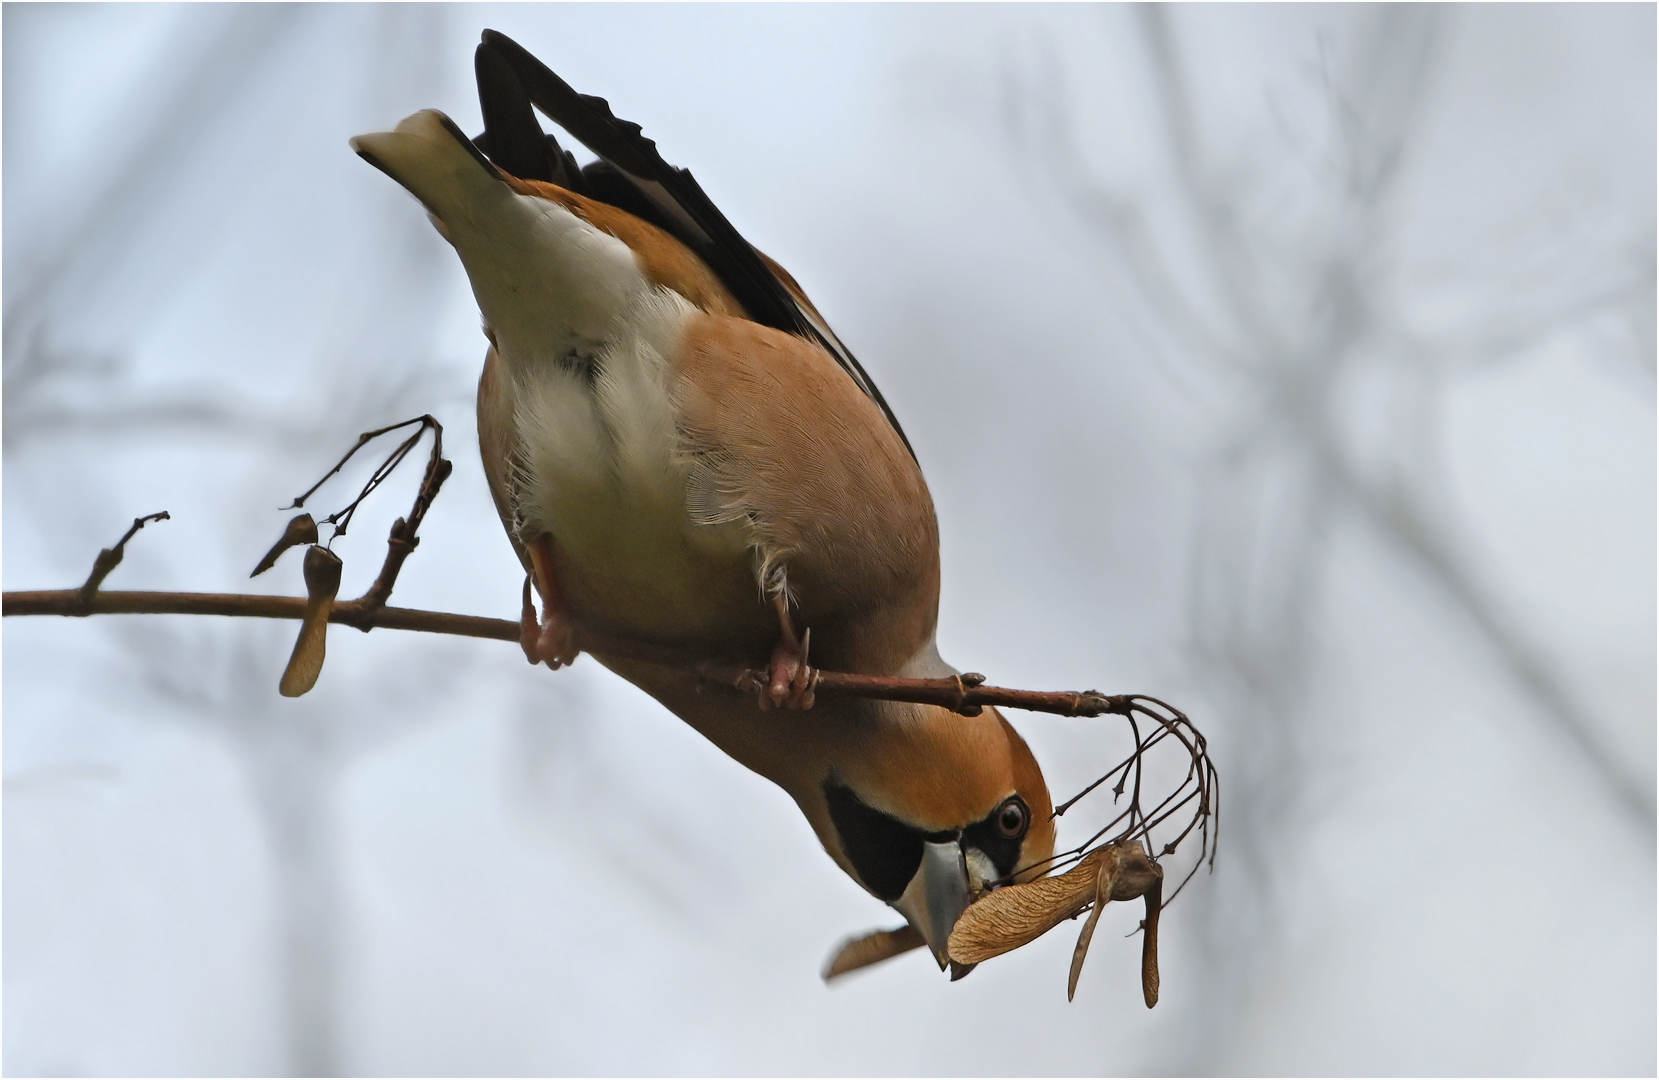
[{"xmin": 4, "ymin": 5, "xmax": 1653, "ymax": 1075}]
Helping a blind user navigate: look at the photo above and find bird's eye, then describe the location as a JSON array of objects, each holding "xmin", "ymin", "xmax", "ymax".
[{"xmin": 995, "ymin": 797, "xmax": 1029, "ymax": 839}]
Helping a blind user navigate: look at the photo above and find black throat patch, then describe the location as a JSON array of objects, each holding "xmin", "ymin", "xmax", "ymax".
[{"xmin": 822, "ymin": 781, "xmax": 926, "ymax": 902}]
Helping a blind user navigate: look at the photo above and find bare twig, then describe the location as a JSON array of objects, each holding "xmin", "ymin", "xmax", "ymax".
[
  {"xmin": 283, "ymin": 416, "xmax": 433, "ymax": 525},
  {"xmin": 353, "ymin": 434, "xmax": 452, "ymax": 616},
  {"xmin": 76, "ymin": 512, "xmax": 171, "ymax": 609},
  {"xmin": 271, "ymin": 415, "xmax": 452, "ymax": 619},
  {"xmin": 5, "ymin": 588, "xmax": 514, "ymax": 639},
  {"xmin": 2, "ymin": 585, "xmax": 1171, "ymax": 717}
]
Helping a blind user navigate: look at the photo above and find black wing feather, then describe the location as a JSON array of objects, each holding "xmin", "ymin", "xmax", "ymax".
[
  {"xmin": 475, "ymin": 29, "xmax": 914, "ymax": 461},
  {"xmin": 473, "ymin": 43, "xmax": 588, "ymax": 192}
]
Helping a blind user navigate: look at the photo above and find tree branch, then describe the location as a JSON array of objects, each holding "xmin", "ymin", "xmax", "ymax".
[
  {"xmin": 4, "ymin": 430, "xmax": 1218, "ymax": 1007},
  {"xmin": 1, "ymin": 586, "xmax": 1152, "ymax": 720},
  {"xmin": 5, "ymin": 521, "xmax": 1218, "ymax": 1004},
  {"xmin": 3, "ymin": 588, "xmax": 518, "ymax": 641}
]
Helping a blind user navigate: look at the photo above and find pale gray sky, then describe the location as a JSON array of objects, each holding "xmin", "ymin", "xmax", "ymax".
[{"xmin": 5, "ymin": 5, "xmax": 1653, "ymax": 1074}]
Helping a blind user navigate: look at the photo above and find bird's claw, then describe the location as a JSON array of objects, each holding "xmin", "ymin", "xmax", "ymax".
[
  {"xmin": 763, "ymin": 626, "xmax": 815, "ymax": 710},
  {"xmin": 537, "ymin": 610, "xmax": 580, "ymax": 669},
  {"xmin": 520, "ymin": 575, "xmax": 580, "ymax": 669}
]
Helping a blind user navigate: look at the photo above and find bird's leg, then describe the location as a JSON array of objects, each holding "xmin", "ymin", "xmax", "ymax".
[
  {"xmin": 764, "ymin": 583, "xmax": 815, "ymax": 710},
  {"xmin": 520, "ymin": 534, "xmax": 580, "ymax": 669}
]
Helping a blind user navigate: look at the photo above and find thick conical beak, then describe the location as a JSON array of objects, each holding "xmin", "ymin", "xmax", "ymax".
[{"xmin": 891, "ymin": 837, "xmax": 973, "ymax": 971}]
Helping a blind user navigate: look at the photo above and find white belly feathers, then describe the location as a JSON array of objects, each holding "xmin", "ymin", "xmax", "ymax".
[
  {"xmin": 507, "ymin": 283, "xmax": 747, "ymax": 567},
  {"xmin": 351, "ymin": 109, "xmax": 759, "ymax": 638},
  {"xmin": 473, "ymin": 194, "xmax": 753, "ymax": 635}
]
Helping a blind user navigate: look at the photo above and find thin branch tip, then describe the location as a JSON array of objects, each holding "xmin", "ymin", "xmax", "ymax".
[{"xmin": 77, "ymin": 510, "xmax": 171, "ymax": 609}]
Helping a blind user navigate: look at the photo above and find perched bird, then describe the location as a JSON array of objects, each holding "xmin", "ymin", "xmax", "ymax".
[{"xmin": 351, "ymin": 30, "xmax": 1054, "ymax": 979}]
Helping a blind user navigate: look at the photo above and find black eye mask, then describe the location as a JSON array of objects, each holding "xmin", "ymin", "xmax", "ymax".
[{"xmin": 824, "ymin": 782, "xmax": 1031, "ymax": 900}]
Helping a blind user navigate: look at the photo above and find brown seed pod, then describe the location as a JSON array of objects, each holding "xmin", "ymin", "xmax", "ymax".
[
  {"xmin": 279, "ymin": 545, "xmax": 342, "ymax": 698},
  {"xmin": 948, "ymin": 845, "xmax": 1118, "ymax": 965},
  {"xmin": 251, "ymin": 513, "xmax": 320, "ymax": 578},
  {"xmin": 947, "ymin": 839, "xmax": 1164, "ymax": 1005}
]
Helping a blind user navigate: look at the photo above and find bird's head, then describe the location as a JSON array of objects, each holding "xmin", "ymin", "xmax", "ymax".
[{"xmin": 811, "ymin": 705, "xmax": 1055, "ymax": 976}]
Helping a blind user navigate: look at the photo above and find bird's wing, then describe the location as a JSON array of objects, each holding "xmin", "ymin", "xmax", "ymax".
[
  {"xmin": 476, "ymin": 344, "xmax": 532, "ymax": 575},
  {"xmin": 472, "ymin": 40, "xmax": 588, "ymax": 192},
  {"xmin": 473, "ymin": 29, "xmax": 915, "ymax": 462},
  {"xmin": 671, "ymin": 311, "xmax": 940, "ymax": 675}
]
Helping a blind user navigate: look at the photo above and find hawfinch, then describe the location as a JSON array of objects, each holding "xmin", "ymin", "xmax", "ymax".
[{"xmin": 351, "ymin": 30, "xmax": 1054, "ymax": 979}]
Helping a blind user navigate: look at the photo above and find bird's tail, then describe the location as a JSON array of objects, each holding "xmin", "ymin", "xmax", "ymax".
[{"xmin": 351, "ymin": 109, "xmax": 508, "ymax": 233}]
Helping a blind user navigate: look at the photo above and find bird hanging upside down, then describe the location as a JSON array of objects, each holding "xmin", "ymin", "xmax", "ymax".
[{"xmin": 351, "ymin": 29, "xmax": 1055, "ymax": 980}]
